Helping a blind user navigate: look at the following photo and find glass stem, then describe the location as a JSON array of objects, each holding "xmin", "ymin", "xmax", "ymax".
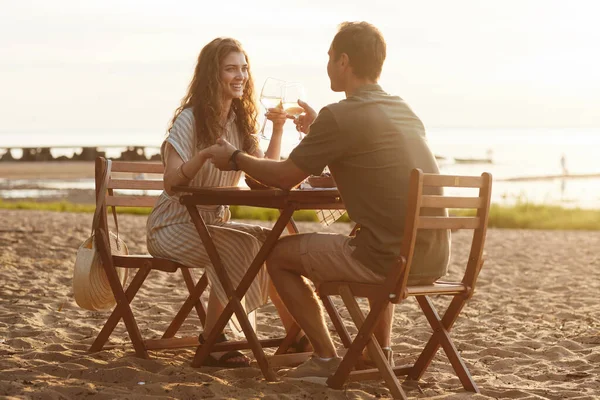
[{"xmin": 259, "ymin": 116, "xmax": 269, "ymax": 139}]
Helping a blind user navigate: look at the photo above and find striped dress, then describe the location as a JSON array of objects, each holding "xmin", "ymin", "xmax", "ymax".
[{"xmin": 146, "ymin": 108, "xmax": 270, "ymax": 316}]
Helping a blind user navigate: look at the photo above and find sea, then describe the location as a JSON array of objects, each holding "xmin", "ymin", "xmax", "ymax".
[{"xmin": 1, "ymin": 127, "xmax": 599, "ymax": 209}]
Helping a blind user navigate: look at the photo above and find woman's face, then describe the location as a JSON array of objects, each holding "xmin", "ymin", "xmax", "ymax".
[{"xmin": 220, "ymin": 51, "xmax": 249, "ymax": 101}]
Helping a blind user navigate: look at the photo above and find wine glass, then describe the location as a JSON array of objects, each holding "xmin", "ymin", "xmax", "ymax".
[
  {"xmin": 258, "ymin": 77, "xmax": 285, "ymax": 140},
  {"xmin": 282, "ymin": 82, "xmax": 306, "ymax": 142}
]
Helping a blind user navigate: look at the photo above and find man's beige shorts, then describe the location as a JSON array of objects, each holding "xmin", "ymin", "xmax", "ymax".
[
  {"xmin": 298, "ymin": 233, "xmax": 439, "ymax": 286},
  {"xmin": 298, "ymin": 233, "xmax": 384, "ymax": 285}
]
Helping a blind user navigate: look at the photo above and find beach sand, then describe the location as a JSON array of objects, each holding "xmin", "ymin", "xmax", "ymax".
[
  {"xmin": 0, "ymin": 162, "xmax": 96, "ymax": 180},
  {"xmin": 1, "ymin": 209, "xmax": 599, "ymax": 399}
]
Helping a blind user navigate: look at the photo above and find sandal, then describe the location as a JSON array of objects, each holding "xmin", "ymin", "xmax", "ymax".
[
  {"xmin": 287, "ymin": 334, "xmax": 313, "ymax": 354},
  {"xmin": 361, "ymin": 348, "xmax": 394, "ymax": 368},
  {"xmin": 198, "ymin": 332, "xmax": 251, "ymax": 368}
]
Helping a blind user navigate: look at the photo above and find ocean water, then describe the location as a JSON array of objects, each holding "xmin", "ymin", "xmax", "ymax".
[
  {"xmin": 1, "ymin": 127, "xmax": 599, "ymax": 208},
  {"xmin": 426, "ymin": 128, "xmax": 600, "ymax": 209}
]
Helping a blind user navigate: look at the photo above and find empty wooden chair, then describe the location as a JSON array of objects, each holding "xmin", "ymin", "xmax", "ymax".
[
  {"xmin": 90, "ymin": 156, "xmax": 209, "ymax": 359},
  {"xmin": 317, "ymin": 168, "xmax": 492, "ymax": 399}
]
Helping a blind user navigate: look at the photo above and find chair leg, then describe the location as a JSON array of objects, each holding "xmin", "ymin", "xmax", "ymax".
[
  {"xmin": 180, "ymin": 268, "xmax": 208, "ymax": 326},
  {"xmin": 271, "ymin": 218, "xmax": 308, "ymax": 357},
  {"xmin": 320, "ymin": 293, "xmax": 353, "ymax": 348},
  {"xmin": 89, "ymin": 266, "xmax": 151, "ymax": 354},
  {"xmin": 410, "ymin": 295, "xmax": 478, "ymax": 393},
  {"xmin": 328, "ymin": 287, "xmax": 407, "ymax": 400},
  {"xmin": 162, "ymin": 272, "xmax": 208, "ymax": 339},
  {"xmin": 94, "ymin": 229, "xmax": 149, "ymax": 359},
  {"xmin": 192, "ymin": 295, "xmax": 277, "ymax": 381}
]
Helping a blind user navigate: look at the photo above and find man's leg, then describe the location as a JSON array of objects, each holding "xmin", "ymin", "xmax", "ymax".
[
  {"xmin": 369, "ymin": 300, "xmax": 393, "ymax": 348},
  {"xmin": 362, "ymin": 300, "xmax": 394, "ymax": 364},
  {"xmin": 266, "ymin": 235, "xmax": 337, "ymax": 358}
]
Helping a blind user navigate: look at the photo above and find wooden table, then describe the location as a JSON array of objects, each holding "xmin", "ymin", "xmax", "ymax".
[{"xmin": 173, "ymin": 186, "xmax": 344, "ymax": 380}]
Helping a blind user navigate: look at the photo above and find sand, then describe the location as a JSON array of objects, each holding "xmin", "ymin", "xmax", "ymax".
[
  {"xmin": 0, "ymin": 162, "xmax": 96, "ymax": 180},
  {"xmin": 1, "ymin": 208, "xmax": 599, "ymax": 399}
]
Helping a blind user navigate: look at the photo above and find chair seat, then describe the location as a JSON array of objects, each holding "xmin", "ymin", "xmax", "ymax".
[
  {"xmin": 319, "ymin": 280, "xmax": 467, "ymax": 299},
  {"xmin": 318, "ymin": 281, "xmax": 380, "ymax": 298},
  {"xmin": 112, "ymin": 254, "xmax": 189, "ymax": 273},
  {"xmin": 406, "ymin": 281, "xmax": 467, "ymax": 296}
]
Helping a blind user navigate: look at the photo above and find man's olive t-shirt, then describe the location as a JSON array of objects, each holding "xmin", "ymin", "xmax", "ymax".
[{"xmin": 289, "ymin": 84, "xmax": 450, "ymax": 278}]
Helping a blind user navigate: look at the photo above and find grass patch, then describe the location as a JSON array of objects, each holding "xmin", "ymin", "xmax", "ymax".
[
  {"xmin": 0, "ymin": 200, "xmax": 96, "ymax": 213},
  {"xmin": 452, "ymin": 203, "xmax": 600, "ymax": 231},
  {"xmin": 1, "ymin": 199, "xmax": 599, "ymax": 230},
  {"xmin": 229, "ymin": 206, "xmax": 351, "ymax": 223}
]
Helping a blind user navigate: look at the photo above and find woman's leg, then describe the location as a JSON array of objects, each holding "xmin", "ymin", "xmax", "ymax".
[
  {"xmin": 268, "ymin": 282, "xmax": 312, "ymax": 352},
  {"xmin": 268, "ymin": 283, "xmax": 295, "ymax": 333},
  {"xmin": 203, "ymin": 289, "xmax": 248, "ymax": 363},
  {"xmin": 224, "ymin": 222, "xmax": 311, "ymax": 350},
  {"xmin": 149, "ymin": 222, "xmax": 262, "ymax": 366}
]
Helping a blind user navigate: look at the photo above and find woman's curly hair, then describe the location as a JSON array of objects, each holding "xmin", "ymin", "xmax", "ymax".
[{"xmin": 169, "ymin": 38, "xmax": 259, "ymax": 152}]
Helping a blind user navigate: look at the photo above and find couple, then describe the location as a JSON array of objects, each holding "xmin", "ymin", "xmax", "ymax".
[{"xmin": 146, "ymin": 21, "xmax": 450, "ymax": 378}]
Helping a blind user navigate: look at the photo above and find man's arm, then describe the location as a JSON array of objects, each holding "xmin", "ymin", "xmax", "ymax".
[
  {"xmin": 209, "ymin": 104, "xmax": 338, "ymax": 188},
  {"xmin": 238, "ymin": 153, "xmax": 308, "ymax": 190},
  {"xmin": 208, "ymin": 137, "xmax": 308, "ymax": 190}
]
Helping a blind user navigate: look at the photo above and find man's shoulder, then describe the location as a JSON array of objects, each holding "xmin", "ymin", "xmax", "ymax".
[
  {"xmin": 320, "ymin": 98, "xmax": 357, "ymax": 119},
  {"xmin": 326, "ymin": 90, "xmax": 405, "ymax": 111}
]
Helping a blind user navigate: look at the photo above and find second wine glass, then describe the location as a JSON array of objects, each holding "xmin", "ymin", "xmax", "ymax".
[
  {"xmin": 258, "ymin": 77, "xmax": 285, "ymax": 140},
  {"xmin": 282, "ymin": 82, "xmax": 306, "ymax": 142}
]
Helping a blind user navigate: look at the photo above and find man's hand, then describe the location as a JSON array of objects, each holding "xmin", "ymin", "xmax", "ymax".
[
  {"xmin": 293, "ymin": 99, "xmax": 317, "ymax": 134},
  {"xmin": 207, "ymin": 138, "xmax": 237, "ymax": 171}
]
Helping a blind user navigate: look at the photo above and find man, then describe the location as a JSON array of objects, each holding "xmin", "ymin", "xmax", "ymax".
[{"xmin": 209, "ymin": 21, "xmax": 450, "ymax": 378}]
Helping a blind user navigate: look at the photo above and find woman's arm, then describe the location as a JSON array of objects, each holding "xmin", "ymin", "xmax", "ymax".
[
  {"xmin": 252, "ymin": 107, "xmax": 288, "ymax": 160},
  {"xmin": 163, "ymin": 143, "xmax": 212, "ymax": 195}
]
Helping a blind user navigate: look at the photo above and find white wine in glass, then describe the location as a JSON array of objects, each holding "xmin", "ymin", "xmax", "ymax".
[
  {"xmin": 282, "ymin": 82, "xmax": 306, "ymax": 141},
  {"xmin": 258, "ymin": 78, "xmax": 285, "ymax": 140},
  {"xmin": 260, "ymin": 96, "xmax": 282, "ymax": 109}
]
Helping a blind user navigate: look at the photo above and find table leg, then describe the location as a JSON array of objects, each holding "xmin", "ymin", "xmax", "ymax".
[
  {"xmin": 275, "ymin": 214, "xmax": 305, "ymax": 356},
  {"xmin": 186, "ymin": 203, "xmax": 295, "ymax": 381}
]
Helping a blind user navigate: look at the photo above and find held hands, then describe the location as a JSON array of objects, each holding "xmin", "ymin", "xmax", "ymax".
[
  {"xmin": 206, "ymin": 138, "xmax": 237, "ymax": 171},
  {"xmin": 293, "ymin": 99, "xmax": 316, "ymax": 134}
]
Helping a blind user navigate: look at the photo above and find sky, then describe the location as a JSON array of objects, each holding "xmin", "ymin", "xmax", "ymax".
[{"xmin": 1, "ymin": 0, "xmax": 599, "ymax": 147}]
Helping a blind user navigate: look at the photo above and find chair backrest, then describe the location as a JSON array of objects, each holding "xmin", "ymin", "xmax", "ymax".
[
  {"xmin": 95, "ymin": 156, "xmax": 164, "ymax": 236},
  {"xmin": 393, "ymin": 168, "xmax": 492, "ymax": 300}
]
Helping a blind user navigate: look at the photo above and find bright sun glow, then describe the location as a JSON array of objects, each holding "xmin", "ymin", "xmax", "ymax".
[{"xmin": 1, "ymin": 0, "xmax": 599, "ymax": 139}]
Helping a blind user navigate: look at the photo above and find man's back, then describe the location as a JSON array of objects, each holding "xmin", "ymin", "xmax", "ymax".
[{"xmin": 290, "ymin": 84, "xmax": 450, "ymax": 278}]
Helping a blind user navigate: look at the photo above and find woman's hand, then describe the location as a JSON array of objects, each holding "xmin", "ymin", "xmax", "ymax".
[
  {"xmin": 265, "ymin": 106, "xmax": 288, "ymax": 130},
  {"xmin": 206, "ymin": 138, "xmax": 237, "ymax": 171}
]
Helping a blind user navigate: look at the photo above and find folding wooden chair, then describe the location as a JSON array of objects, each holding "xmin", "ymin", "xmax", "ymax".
[
  {"xmin": 317, "ymin": 168, "xmax": 492, "ymax": 399},
  {"xmin": 89, "ymin": 156, "xmax": 209, "ymax": 359}
]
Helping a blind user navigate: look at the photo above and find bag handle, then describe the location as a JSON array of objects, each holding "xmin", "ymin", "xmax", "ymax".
[{"xmin": 91, "ymin": 160, "xmax": 120, "ymax": 243}]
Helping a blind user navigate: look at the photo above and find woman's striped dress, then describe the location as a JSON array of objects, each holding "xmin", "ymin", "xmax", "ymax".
[{"xmin": 146, "ymin": 108, "xmax": 270, "ymax": 317}]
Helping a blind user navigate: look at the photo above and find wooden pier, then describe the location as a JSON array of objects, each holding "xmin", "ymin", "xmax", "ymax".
[{"xmin": 0, "ymin": 146, "xmax": 160, "ymax": 162}]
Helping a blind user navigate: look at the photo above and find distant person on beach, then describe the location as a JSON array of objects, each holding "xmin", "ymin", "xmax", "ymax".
[
  {"xmin": 561, "ymin": 153, "xmax": 568, "ymax": 176},
  {"xmin": 208, "ymin": 22, "xmax": 450, "ymax": 378},
  {"xmin": 145, "ymin": 37, "xmax": 301, "ymax": 368}
]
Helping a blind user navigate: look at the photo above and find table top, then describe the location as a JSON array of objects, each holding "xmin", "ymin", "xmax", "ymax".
[{"xmin": 173, "ymin": 185, "xmax": 345, "ymax": 209}]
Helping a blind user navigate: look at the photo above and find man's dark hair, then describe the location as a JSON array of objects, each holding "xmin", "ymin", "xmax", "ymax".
[{"xmin": 330, "ymin": 21, "xmax": 386, "ymax": 81}]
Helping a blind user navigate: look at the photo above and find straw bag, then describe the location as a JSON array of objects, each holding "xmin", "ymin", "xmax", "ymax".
[{"xmin": 73, "ymin": 160, "xmax": 129, "ymax": 311}]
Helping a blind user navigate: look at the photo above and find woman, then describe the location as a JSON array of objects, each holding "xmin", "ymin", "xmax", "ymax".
[{"xmin": 146, "ymin": 38, "xmax": 302, "ymax": 368}]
